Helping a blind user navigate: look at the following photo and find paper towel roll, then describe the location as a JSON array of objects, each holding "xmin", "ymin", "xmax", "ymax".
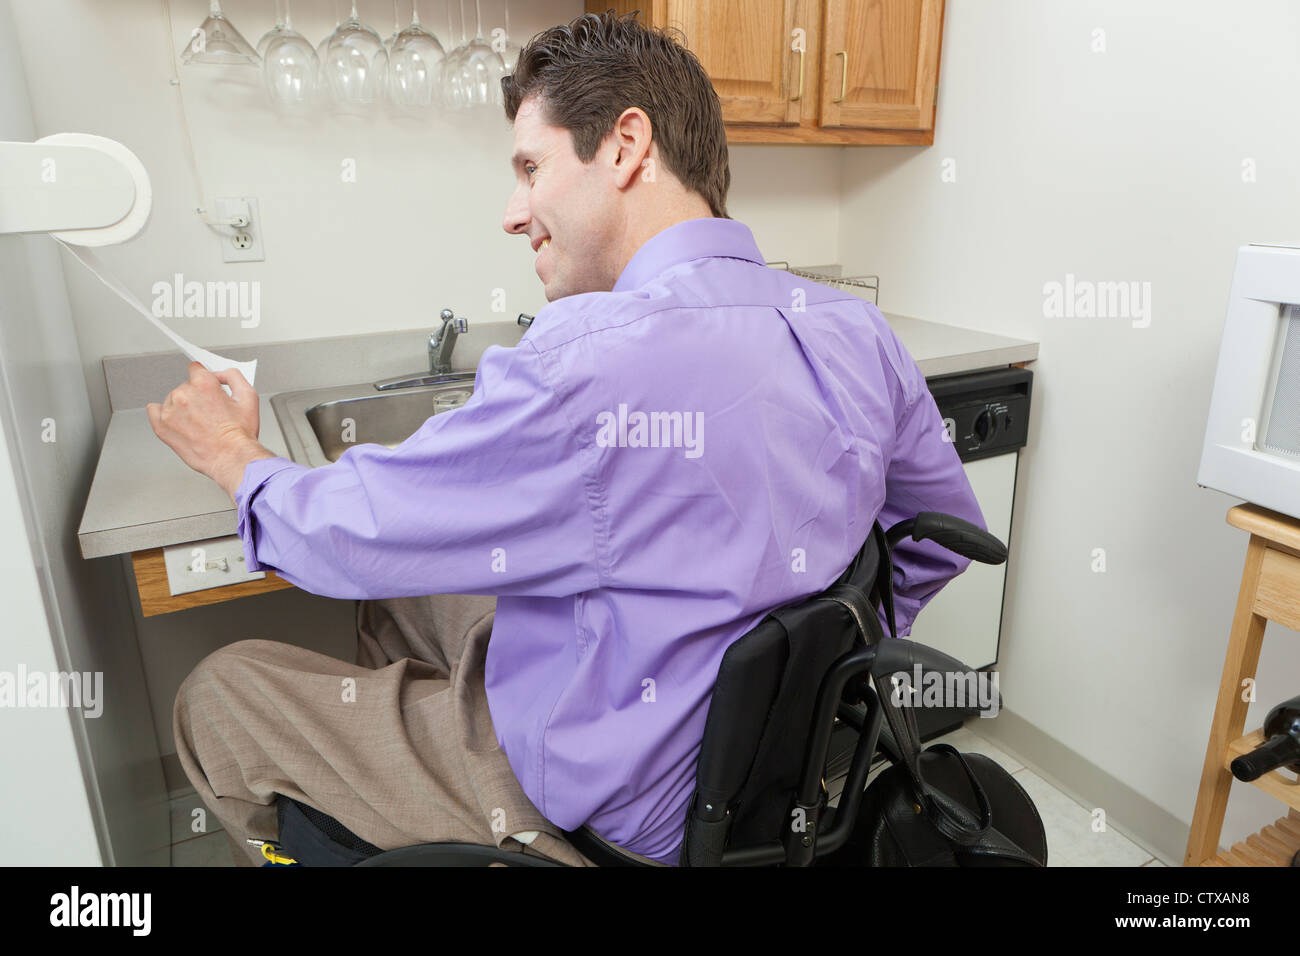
[{"xmin": 57, "ymin": 240, "xmax": 258, "ymax": 388}]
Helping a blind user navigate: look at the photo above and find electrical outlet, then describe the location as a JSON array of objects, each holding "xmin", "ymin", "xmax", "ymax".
[
  {"xmin": 215, "ymin": 196, "xmax": 265, "ymax": 263},
  {"xmin": 163, "ymin": 535, "xmax": 266, "ymax": 596}
]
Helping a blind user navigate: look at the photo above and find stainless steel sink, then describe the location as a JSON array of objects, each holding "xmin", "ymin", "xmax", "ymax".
[{"xmin": 270, "ymin": 373, "xmax": 476, "ymax": 468}]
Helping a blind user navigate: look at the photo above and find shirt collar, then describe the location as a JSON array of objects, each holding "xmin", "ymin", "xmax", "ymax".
[{"xmin": 613, "ymin": 218, "xmax": 767, "ymax": 293}]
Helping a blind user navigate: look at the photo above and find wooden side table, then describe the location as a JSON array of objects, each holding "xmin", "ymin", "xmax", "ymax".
[{"xmin": 1185, "ymin": 504, "xmax": 1300, "ymax": 866}]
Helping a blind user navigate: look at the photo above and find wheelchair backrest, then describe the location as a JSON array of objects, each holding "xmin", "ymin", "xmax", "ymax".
[{"xmin": 678, "ymin": 520, "xmax": 891, "ymax": 866}]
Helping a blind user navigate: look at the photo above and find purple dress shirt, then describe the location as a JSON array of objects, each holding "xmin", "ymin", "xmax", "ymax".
[{"xmin": 235, "ymin": 217, "xmax": 986, "ymax": 865}]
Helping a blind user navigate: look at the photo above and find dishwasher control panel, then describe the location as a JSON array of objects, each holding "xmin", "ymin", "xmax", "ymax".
[{"xmin": 925, "ymin": 367, "xmax": 1033, "ymax": 463}]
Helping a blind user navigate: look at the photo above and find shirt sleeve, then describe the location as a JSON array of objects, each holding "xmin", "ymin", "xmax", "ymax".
[
  {"xmin": 234, "ymin": 340, "xmax": 603, "ymax": 599},
  {"xmin": 873, "ymin": 360, "xmax": 988, "ymax": 640}
]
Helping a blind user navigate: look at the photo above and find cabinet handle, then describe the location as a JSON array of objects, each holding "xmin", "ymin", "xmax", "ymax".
[
  {"xmin": 791, "ymin": 48, "xmax": 804, "ymax": 101},
  {"xmin": 833, "ymin": 50, "xmax": 848, "ymax": 103}
]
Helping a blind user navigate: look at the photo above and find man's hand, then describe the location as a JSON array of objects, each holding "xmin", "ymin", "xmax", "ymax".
[{"xmin": 146, "ymin": 362, "xmax": 276, "ymax": 501}]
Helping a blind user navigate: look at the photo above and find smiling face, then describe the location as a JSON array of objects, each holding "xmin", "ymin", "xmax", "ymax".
[{"xmin": 503, "ymin": 95, "xmax": 624, "ymax": 301}]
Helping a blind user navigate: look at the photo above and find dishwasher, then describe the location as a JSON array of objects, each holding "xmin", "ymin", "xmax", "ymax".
[{"xmin": 825, "ymin": 365, "xmax": 1033, "ymax": 792}]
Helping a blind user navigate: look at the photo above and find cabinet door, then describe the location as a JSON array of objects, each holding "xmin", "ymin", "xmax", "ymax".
[
  {"xmin": 819, "ymin": 0, "xmax": 943, "ymax": 130},
  {"xmin": 665, "ymin": 0, "xmax": 805, "ymax": 125}
]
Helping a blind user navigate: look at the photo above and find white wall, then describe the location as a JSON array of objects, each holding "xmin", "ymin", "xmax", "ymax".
[{"xmin": 838, "ymin": 0, "xmax": 1300, "ymax": 860}]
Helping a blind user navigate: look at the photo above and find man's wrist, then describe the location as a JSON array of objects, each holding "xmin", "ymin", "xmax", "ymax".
[{"xmin": 215, "ymin": 436, "xmax": 277, "ymax": 501}]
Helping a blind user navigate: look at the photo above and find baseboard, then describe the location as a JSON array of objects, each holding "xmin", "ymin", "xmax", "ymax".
[{"xmin": 968, "ymin": 707, "xmax": 1192, "ymax": 866}]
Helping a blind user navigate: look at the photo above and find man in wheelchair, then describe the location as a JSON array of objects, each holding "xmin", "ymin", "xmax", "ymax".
[{"xmin": 151, "ymin": 10, "xmax": 990, "ymax": 867}]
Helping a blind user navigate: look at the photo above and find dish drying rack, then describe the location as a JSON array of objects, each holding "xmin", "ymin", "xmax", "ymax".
[{"xmin": 766, "ymin": 262, "xmax": 879, "ymax": 305}]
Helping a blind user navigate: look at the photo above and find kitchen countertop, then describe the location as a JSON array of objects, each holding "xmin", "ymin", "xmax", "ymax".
[
  {"xmin": 882, "ymin": 312, "xmax": 1036, "ymax": 379},
  {"xmin": 77, "ymin": 313, "xmax": 1038, "ymax": 560}
]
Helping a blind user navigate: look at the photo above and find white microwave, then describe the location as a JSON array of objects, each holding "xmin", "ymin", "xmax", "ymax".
[{"xmin": 1198, "ymin": 242, "xmax": 1300, "ymax": 519}]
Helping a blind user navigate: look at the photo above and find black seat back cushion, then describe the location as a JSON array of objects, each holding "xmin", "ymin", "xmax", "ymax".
[{"xmin": 682, "ymin": 524, "xmax": 884, "ymax": 864}]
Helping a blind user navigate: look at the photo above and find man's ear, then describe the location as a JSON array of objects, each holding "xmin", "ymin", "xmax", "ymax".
[{"xmin": 610, "ymin": 107, "xmax": 653, "ymax": 190}]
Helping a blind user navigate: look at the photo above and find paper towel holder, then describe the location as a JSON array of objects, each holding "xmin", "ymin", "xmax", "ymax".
[{"xmin": 0, "ymin": 134, "xmax": 151, "ymax": 244}]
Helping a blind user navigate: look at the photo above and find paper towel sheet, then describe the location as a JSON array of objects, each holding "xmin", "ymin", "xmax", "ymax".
[{"xmin": 57, "ymin": 239, "xmax": 257, "ymax": 388}]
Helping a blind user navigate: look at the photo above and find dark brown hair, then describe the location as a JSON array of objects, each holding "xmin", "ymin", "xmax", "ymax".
[{"xmin": 502, "ymin": 10, "xmax": 730, "ymax": 219}]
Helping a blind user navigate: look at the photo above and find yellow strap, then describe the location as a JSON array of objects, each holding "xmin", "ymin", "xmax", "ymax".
[{"xmin": 260, "ymin": 842, "xmax": 298, "ymax": 865}]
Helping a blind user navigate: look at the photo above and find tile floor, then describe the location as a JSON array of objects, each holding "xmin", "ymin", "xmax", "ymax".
[{"xmin": 168, "ymin": 720, "xmax": 1170, "ymax": 866}]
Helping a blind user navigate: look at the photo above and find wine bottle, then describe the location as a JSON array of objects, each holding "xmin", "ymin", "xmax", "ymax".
[{"xmin": 1230, "ymin": 694, "xmax": 1300, "ymax": 781}]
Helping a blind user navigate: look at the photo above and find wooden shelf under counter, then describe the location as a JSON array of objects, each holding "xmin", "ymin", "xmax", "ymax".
[{"xmin": 130, "ymin": 547, "xmax": 296, "ymax": 617}]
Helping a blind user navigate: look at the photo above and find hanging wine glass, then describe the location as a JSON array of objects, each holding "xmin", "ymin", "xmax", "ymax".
[
  {"xmin": 256, "ymin": 0, "xmax": 288, "ymax": 58},
  {"xmin": 389, "ymin": 1, "xmax": 446, "ymax": 110},
  {"xmin": 317, "ymin": 0, "xmax": 341, "ymax": 64},
  {"xmin": 261, "ymin": 0, "xmax": 318, "ymax": 114},
  {"xmin": 385, "ymin": 0, "xmax": 402, "ymax": 50},
  {"xmin": 320, "ymin": 1, "xmax": 390, "ymax": 112},
  {"xmin": 494, "ymin": 0, "xmax": 522, "ymax": 73},
  {"xmin": 441, "ymin": 0, "xmax": 471, "ymax": 111},
  {"xmin": 449, "ymin": 0, "xmax": 505, "ymax": 109},
  {"xmin": 180, "ymin": 0, "xmax": 261, "ymax": 66}
]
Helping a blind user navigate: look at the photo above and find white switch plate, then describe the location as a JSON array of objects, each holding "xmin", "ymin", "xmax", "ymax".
[
  {"xmin": 163, "ymin": 535, "xmax": 266, "ymax": 596},
  {"xmin": 215, "ymin": 196, "xmax": 265, "ymax": 263}
]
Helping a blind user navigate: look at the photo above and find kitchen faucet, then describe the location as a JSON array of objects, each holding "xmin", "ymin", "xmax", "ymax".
[
  {"xmin": 430, "ymin": 308, "xmax": 468, "ymax": 374},
  {"xmin": 373, "ymin": 309, "xmax": 472, "ymax": 391}
]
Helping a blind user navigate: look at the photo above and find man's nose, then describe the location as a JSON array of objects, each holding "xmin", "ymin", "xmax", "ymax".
[{"xmin": 502, "ymin": 184, "xmax": 530, "ymax": 236}]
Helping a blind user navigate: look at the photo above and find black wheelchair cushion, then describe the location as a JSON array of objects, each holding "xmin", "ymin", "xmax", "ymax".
[
  {"xmin": 275, "ymin": 797, "xmax": 382, "ymax": 866},
  {"xmin": 680, "ymin": 521, "xmax": 891, "ymax": 865}
]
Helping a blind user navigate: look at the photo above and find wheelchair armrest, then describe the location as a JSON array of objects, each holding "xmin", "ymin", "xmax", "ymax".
[
  {"xmin": 886, "ymin": 511, "xmax": 1007, "ymax": 565},
  {"xmin": 870, "ymin": 637, "xmax": 974, "ymax": 685}
]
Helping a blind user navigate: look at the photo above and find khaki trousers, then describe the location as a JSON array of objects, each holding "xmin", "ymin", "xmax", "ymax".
[{"xmin": 172, "ymin": 593, "xmax": 593, "ymax": 867}]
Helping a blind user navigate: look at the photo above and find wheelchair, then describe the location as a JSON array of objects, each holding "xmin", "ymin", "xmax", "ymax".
[{"xmin": 270, "ymin": 511, "xmax": 1015, "ymax": 867}]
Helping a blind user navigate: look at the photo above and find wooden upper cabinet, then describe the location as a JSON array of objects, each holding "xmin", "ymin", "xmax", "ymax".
[
  {"xmin": 583, "ymin": 1, "xmax": 945, "ymax": 145},
  {"xmin": 819, "ymin": 0, "xmax": 943, "ymax": 130},
  {"xmin": 664, "ymin": 0, "xmax": 805, "ymax": 126}
]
